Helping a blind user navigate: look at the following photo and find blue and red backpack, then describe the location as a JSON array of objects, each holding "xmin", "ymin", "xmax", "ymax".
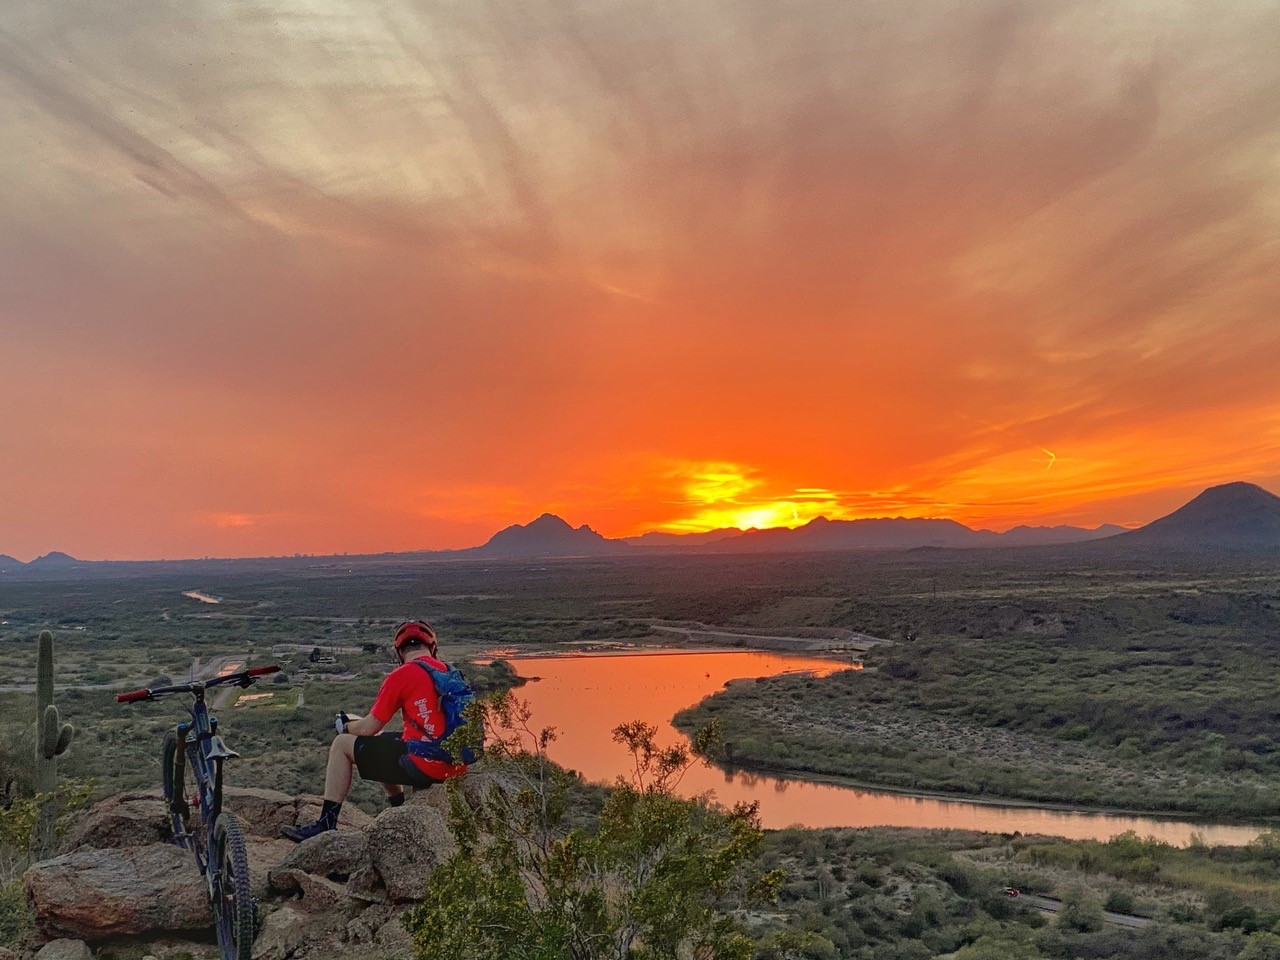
[{"xmin": 403, "ymin": 660, "xmax": 484, "ymax": 766}]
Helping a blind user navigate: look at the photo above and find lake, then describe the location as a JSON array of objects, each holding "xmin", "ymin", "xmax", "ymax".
[{"xmin": 508, "ymin": 650, "xmax": 1265, "ymax": 846}]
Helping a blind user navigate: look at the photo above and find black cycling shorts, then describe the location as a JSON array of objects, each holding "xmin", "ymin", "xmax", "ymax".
[{"xmin": 353, "ymin": 733, "xmax": 441, "ymax": 789}]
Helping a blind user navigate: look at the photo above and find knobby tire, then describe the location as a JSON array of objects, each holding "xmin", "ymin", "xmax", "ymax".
[{"xmin": 211, "ymin": 813, "xmax": 255, "ymax": 960}]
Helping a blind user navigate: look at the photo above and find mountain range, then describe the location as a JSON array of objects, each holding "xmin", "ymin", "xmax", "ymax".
[
  {"xmin": 4, "ymin": 482, "xmax": 1279, "ymax": 570},
  {"xmin": 474, "ymin": 512, "xmax": 1127, "ymax": 556}
]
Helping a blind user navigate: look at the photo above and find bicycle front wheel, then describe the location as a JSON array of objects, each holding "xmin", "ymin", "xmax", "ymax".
[{"xmin": 210, "ymin": 813, "xmax": 255, "ymax": 960}]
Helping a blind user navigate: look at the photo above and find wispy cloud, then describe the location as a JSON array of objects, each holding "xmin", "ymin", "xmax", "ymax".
[{"xmin": 2, "ymin": 0, "xmax": 1279, "ymax": 556}]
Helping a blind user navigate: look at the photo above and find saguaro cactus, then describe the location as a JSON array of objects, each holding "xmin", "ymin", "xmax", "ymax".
[{"xmin": 33, "ymin": 629, "xmax": 74, "ymax": 860}]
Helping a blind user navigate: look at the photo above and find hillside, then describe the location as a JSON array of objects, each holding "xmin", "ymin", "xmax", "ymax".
[
  {"xmin": 0, "ymin": 554, "xmax": 24, "ymax": 573},
  {"xmin": 703, "ymin": 516, "xmax": 1122, "ymax": 553},
  {"xmin": 1109, "ymin": 481, "xmax": 1280, "ymax": 549}
]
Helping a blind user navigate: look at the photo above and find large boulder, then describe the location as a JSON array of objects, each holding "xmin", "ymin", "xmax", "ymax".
[
  {"xmin": 363, "ymin": 803, "xmax": 457, "ymax": 902},
  {"xmin": 62, "ymin": 792, "xmax": 168, "ymax": 851},
  {"xmin": 33, "ymin": 941, "xmax": 93, "ymax": 960},
  {"xmin": 24, "ymin": 845, "xmax": 208, "ymax": 940},
  {"xmin": 269, "ymin": 830, "xmax": 368, "ymax": 884},
  {"xmin": 220, "ymin": 788, "xmax": 301, "ymax": 837}
]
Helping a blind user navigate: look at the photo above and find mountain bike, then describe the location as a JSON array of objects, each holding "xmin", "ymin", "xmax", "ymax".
[{"xmin": 117, "ymin": 663, "xmax": 280, "ymax": 960}]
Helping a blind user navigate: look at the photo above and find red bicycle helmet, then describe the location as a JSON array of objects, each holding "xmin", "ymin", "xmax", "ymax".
[{"xmin": 394, "ymin": 620, "xmax": 438, "ymax": 655}]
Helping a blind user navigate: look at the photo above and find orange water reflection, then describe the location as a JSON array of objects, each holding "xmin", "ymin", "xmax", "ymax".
[{"xmin": 509, "ymin": 652, "xmax": 1265, "ymax": 846}]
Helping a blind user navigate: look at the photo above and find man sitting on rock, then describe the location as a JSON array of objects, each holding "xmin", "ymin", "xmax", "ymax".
[{"xmin": 283, "ymin": 620, "xmax": 468, "ymax": 841}]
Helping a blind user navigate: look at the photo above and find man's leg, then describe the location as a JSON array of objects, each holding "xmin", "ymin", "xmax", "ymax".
[
  {"xmin": 283, "ymin": 734, "xmax": 358, "ymax": 842},
  {"xmin": 323, "ymin": 733, "xmax": 358, "ymax": 801}
]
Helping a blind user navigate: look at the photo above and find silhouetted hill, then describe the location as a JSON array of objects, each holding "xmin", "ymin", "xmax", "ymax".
[
  {"xmin": 712, "ymin": 516, "xmax": 979, "ymax": 552},
  {"xmin": 27, "ymin": 551, "xmax": 83, "ymax": 569},
  {"xmin": 1110, "ymin": 482, "xmax": 1280, "ymax": 549},
  {"xmin": 475, "ymin": 514, "xmax": 628, "ymax": 556},
  {"xmin": 0, "ymin": 554, "xmax": 24, "ymax": 572}
]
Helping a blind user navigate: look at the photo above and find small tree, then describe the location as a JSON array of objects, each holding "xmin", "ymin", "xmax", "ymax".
[
  {"xmin": 1056, "ymin": 887, "xmax": 1104, "ymax": 933},
  {"xmin": 407, "ymin": 694, "xmax": 779, "ymax": 960}
]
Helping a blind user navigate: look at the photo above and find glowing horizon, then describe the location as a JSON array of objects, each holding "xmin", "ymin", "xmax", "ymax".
[{"xmin": 3, "ymin": 0, "xmax": 1279, "ymax": 561}]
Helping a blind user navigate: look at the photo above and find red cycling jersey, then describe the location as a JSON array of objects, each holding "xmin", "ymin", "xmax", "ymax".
[{"xmin": 369, "ymin": 656, "xmax": 467, "ymax": 781}]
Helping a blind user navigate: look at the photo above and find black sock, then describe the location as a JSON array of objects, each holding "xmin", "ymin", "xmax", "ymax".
[
  {"xmin": 319, "ymin": 799, "xmax": 342, "ymax": 828},
  {"xmin": 387, "ymin": 792, "xmax": 406, "ymax": 808}
]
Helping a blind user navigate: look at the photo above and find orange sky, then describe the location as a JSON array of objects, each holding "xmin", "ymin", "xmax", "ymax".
[{"xmin": 2, "ymin": 0, "xmax": 1280, "ymax": 560}]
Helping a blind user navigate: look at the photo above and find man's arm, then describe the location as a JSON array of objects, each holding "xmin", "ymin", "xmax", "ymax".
[
  {"xmin": 347, "ymin": 669, "xmax": 401, "ymax": 737},
  {"xmin": 346, "ymin": 713, "xmax": 385, "ymax": 736}
]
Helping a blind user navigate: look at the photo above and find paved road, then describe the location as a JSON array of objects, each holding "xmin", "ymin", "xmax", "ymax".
[{"xmin": 1016, "ymin": 893, "xmax": 1151, "ymax": 929}]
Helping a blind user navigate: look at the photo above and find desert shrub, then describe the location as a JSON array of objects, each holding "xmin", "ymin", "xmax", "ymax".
[
  {"xmin": 1103, "ymin": 889, "xmax": 1134, "ymax": 914},
  {"xmin": 407, "ymin": 695, "xmax": 774, "ymax": 960},
  {"xmin": 0, "ymin": 880, "xmax": 33, "ymax": 946}
]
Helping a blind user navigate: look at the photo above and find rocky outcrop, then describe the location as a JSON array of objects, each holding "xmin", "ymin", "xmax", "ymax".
[
  {"xmin": 252, "ymin": 906, "xmax": 305, "ymax": 960},
  {"xmin": 22, "ymin": 785, "xmax": 455, "ymax": 958},
  {"xmin": 51, "ymin": 788, "xmax": 372, "ymax": 857},
  {"xmin": 24, "ymin": 844, "xmax": 209, "ymax": 940},
  {"xmin": 268, "ymin": 869, "xmax": 351, "ymax": 914}
]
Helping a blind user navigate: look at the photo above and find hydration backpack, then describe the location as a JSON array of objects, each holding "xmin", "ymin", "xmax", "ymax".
[{"xmin": 404, "ymin": 660, "xmax": 483, "ymax": 766}]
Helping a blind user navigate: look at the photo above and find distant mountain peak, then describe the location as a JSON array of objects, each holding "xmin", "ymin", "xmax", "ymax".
[
  {"xmin": 477, "ymin": 514, "xmax": 627, "ymax": 557},
  {"xmin": 1194, "ymin": 481, "xmax": 1279, "ymax": 505},
  {"xmin": 1111, "ymin": 481, "xmax": 1280, "ymax": 549},
  {"xmin": 527, "ymin": 513, "xmax": 574, "ymax": 530},
  {"xmin": 29, "ymin": 551, "xmax": 81, "ymax": 566}
]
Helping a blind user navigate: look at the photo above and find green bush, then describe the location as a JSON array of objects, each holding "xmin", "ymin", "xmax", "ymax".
[
  {"xmin": 0, "ymin": 880, "xmax": 33, "ymax": 946},
  {"xmin": 1103, "ymin": 890, "xmax": 1135, "ymax": 914}
]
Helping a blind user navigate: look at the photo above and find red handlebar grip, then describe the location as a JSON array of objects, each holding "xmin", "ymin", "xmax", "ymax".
[
  {"xmin": 116, "ymin": 689, "xmax": 150, "ymax": 703},
  {"xmin": 247, "ymin": 664, "xmax": 281, "ymax": 677}
]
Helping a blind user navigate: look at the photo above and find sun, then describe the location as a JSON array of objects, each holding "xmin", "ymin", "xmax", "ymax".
[{"xmin": 653, "ymin": 462, "xmax": 852, "ymax": 533}]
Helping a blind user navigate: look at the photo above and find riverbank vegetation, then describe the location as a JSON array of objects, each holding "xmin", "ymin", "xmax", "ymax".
[
  {"xmin": 673, "ymin": 552, "xmax": 1280, "ymax": 818},
  {"xmin": 751, "ymin": 826, "xmax": 1280, "ymax": 960}
]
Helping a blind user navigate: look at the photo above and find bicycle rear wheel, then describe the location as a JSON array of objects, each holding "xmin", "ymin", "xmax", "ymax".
[{"xmin": 210, "ymin": 813, "xmax": 255, "ymax": 960}]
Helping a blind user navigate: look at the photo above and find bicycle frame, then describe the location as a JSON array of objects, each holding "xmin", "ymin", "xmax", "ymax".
[
  {"xmin": 116, "ymin": 663, "xmax": 278, "ymax": 874},
  {"xmin": 169, "ymin": 682, "xmax": 241, "ymax": 874}
]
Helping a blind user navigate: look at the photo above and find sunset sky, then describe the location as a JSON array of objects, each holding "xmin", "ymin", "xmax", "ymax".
[{"xmin": 3, "ymin": 0, "xmax": 1280, "ymax": 560}]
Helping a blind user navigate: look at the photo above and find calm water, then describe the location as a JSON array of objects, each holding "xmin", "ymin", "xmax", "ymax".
[{"xmin": 509, "ymin": 651, "xmax": 1265, "ymax": 846}]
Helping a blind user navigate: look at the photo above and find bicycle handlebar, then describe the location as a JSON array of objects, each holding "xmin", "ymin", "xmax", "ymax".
[{"xmin": 115, "ymin": 663, "xmax": 282, "ymax": 703}]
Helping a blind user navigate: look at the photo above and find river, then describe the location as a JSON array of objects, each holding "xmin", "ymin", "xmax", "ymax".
[{"xmin": 508, "ymin": 650, "xmax": 1265, "ymax": 846}]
